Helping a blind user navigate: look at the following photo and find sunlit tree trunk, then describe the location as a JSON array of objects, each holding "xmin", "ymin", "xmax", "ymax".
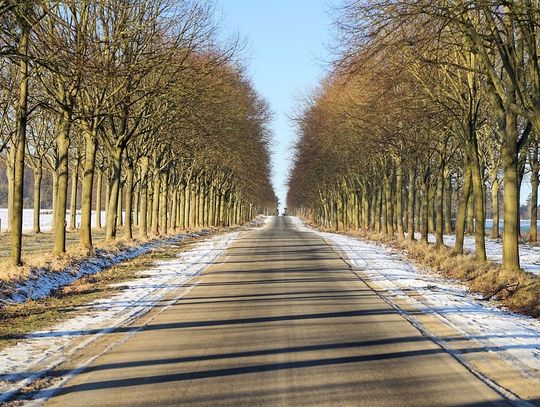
[
  {"xmin": 455, "ymin": 162, "xmax": 472, "ymax": 254},
  {"xmin": 95, "ymin": 168, "xmax": 102, "ymax": 229},
  {"xmin": 33, "ymin": 164, "xmax": 42, "ymax": 234},
  {"xmin": 80, "ymin": 135, "xmax": 97, "ymax": 248},
  {"xmin": 69, "ymin": 157, "xmax": 80, "ymax": 230},
  {"xmin": 53, "ymin": 111, "xmax": 72, "ymax": 255},
  {"xmin": 11, "ymin": 24, "xmax": 30, "ymax": 266},
  {"xmin": 139, "ymin": 156, "xmax": 149, "ymax": 238},
  {"xmin": 105, "ymin": 147, "xmax": 123, "ymax": 240},
  {"xmin": 407, "ymin": 168, "xmax": 415, "ymax": 241}
]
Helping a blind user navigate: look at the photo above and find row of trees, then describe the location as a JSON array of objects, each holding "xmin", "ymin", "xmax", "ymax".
[
  {"xmin": 287, "ymin": 0, "xmax": 539, "ymax": 272},
  {"xmin": 0, "ymin": 0, "xmax": 277, "ymax": 266}
]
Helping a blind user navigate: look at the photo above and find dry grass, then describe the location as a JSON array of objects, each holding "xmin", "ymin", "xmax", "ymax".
[{"xmin": 317, "ymin": 224, "xmax": 540, "ymax": 319}]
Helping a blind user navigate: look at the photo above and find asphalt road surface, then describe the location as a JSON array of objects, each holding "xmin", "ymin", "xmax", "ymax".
[{"xmin": 46, "ymin": 216, "xmax": 510, "ymax": 406}]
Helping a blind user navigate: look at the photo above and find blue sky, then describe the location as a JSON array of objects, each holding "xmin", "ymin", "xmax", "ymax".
[{"xmin": 217, "ymin": 0, "xmax": 337, "ymax": 210}]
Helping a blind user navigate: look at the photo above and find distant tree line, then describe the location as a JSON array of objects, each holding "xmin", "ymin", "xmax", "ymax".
[{"xmin": 0, "ymin": 0, "xmax": 277, "ymax": 266}]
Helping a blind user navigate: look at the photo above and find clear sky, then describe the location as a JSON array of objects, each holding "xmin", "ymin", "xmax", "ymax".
[{"xmin": 217, "ymin": 0, "xmax": 336, "ymax": 211}]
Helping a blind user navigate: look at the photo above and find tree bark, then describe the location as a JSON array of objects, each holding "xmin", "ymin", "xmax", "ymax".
[
  {"xmin": 435, "ymin": 167, "xmax": 445, "ymax": 246},
  {"xmin": 468, "ymin": 141, "xmax": 487, "ymax": 260},
  {"xmin": 396, "ymin": 166, "xmax": 404, "ymax": 240},
  {"xmin": 69, "ymin": 158, "xmax": 79, "ymax": 230},
  {"xmin": 444, "ymin": 172, "xmax": 453, "ymax": 234},
  {"xmin": 407, "ymin": 168, "xmax": 415, "ymax": 241},
  {"xmin": 530, "ymin": 153, "xmax": 539, "ymax": 241},
  {"xmin": 139, "ymin": 156, "xmax": 149, "ymax": 238},
  {"xmin": 124, "ymin": 160, "xmax": 134, "ymax": 239},
  {"xmin": 105, "ymin": 147, "xmax": 123, "ymax": 241},
  {"xmin": 421, "ymin": 176, "xmax": 429, "ymax": 243},
  {"xmin": 80, "ymin": 136, "xmax": 96, "ymax": 248},
  {"xmin": 501, "ymin": 111, "xmax": 521, "ymax": 270},
  {"xmin": 53, "ymin": 112, "xmax": 72, "ymax": 255},
  {"xmin": 95, "ymin": 168, "xmax": 102, "ymax": 229},
  {"xmin": 490, "ymin": 179, "xmax": 500, "ymax": 239},
  {"xmin": 454, "ymin": 162, "xmax": 472, "ymax": 254},
  {"xmin": 11, "ymin": 25, "xmax": 29, "ymax": 266},
  {"xmin": 33, "ymin": 164, "xmax": 42, "ymax": 234},
  {"xmin": 151, "ymin": 167, "xmax": 161, "ymax": 235}
]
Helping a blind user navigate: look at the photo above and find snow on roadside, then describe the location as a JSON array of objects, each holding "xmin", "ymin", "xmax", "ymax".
[
  {"xmin": 0, "ymin": 228, "xmax": 245, "ymax": 403},
  {"xmin": 290, "ymin": 217, "xmax": 540, "ymax": 383},
  {"xmin": 5, "ymin": 233, "xmax": 199, "ymax": 303}
]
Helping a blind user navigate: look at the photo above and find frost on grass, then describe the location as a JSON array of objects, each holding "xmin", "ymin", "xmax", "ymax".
[{"xmin": 291, "ymin": 217, "xmax": 540, "ymax": 382}]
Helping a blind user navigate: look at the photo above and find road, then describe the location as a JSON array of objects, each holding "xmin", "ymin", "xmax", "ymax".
[{"xmin": 47, "ymin": 216, "xmax": 510, "ymax": 406}]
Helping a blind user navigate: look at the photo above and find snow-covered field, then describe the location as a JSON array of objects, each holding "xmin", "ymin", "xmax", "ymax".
[
  {"xmin": 0, "ymin": 229, "xmax": 245, "ymax": 403},
  {"xmin": 291, "ymin": 218, "xmax": 540, "ymax": 390},
  {"xmin": 415, "ymin": 232, "xmax": 540, "ymax": 276},
  {"xmin": 0, "ymin": 208, "xmax": 108, "ymax": 233}
]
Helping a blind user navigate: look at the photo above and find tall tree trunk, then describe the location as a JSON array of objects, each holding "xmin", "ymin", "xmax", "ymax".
[
  {"xmin": 455, "ymin": 163, "xmax": 472, "ymax": 254},
  {"xmin": 124, "ymin": 161, "xmax": 134, "ymax": 239},
  {"xmin": 468, "ymin": 141, "xmax": 487, "ymax": 260},
  {"xmin": 139, "ymin": 156, "xmax": 149, "ymax": 238},
  {"xmin": 530, "ymin": 155, "xmax": 539, "ymax": 242},
  {"xmin": 80, "ymin": 136, "xmax": 97, "ymax": 248},
  {"xmin": 396, "ymin": 166, "xmax": 404, "ymax": 240},
  {"xmin": 435, "ymin": 167, "xmax": 445, "ymax": 246},
  {"xmin": 421, "ymin": 176, "xmax": 429, "ymax": 243},
  {"xmin": 407, "ymin": 168, "xmax": 415, "ymax": 241},
  {"xmin": 466, "ymin": 193, "xmax": 474, "ymax": 235},
  {"xmin": 5, "ymin": 150, "xmax": 15, "ymax": 232},
  {"xmin": 11, "ymin": 25, "xmax": 29, "ymax": 266},
  {"xmin": 133, "ymin": 183, "xmax": 139, "ymax": 227},
  {"xmin": 151, "ymin": 168, "xmax": 161, "ymax": 235},
  {"xmin": 160, "ymin": 172, "xmax": 168, "ymax": 235},
  {"xmin": 33, "ymin": 164, "xmax": 42, "ymax": 234},
  {"xmin": 171, "ymin": 187, "xmax": 178, "ymax": 230},
  {"xmin": 69, "ymin": 158, "xmax": 79, "ymax": 230},
  {"xmin": 444, "ymin": 171, "xmax": 453, "ymax": 234},
  {"xmin": 95, "ymin": 168, "xmax": 102, "ymax": 229},
  {"xmin": 53, "ymin": 112, "xmax": 72, "ymax": 255},
  {"xmin": 385, "ymin": 175, "xmax": 394, "ymax": 236},
  {"xmin": 501, "ymin": 111, "xmax": 521, "ymax": 270},
  {"xmin": 116, "ymin": 183, "xmax": 123, "ymax": 227},
  {"xmin": 105, "ymin": 147, "xmax": 123, "ymax": 241},
  {"xmin": 490, "ymin": 178, "xmax": 500, "ymax": 239},
  {"xmin": 51, "ymin": 168, "xmax": 57, "ymax": 228}
]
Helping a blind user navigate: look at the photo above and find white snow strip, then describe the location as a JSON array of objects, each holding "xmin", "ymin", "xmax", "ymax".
[
  {"xmin": 0, "ymin": 228, "xmax": 243, "ymax": 403},
  {"xmin": 6, "ymin": 232, "xmax": 202, "ymax": 303},
  {"xmin": 289, "ymin": 217, "xmax": 540, "ymax": 386}
]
